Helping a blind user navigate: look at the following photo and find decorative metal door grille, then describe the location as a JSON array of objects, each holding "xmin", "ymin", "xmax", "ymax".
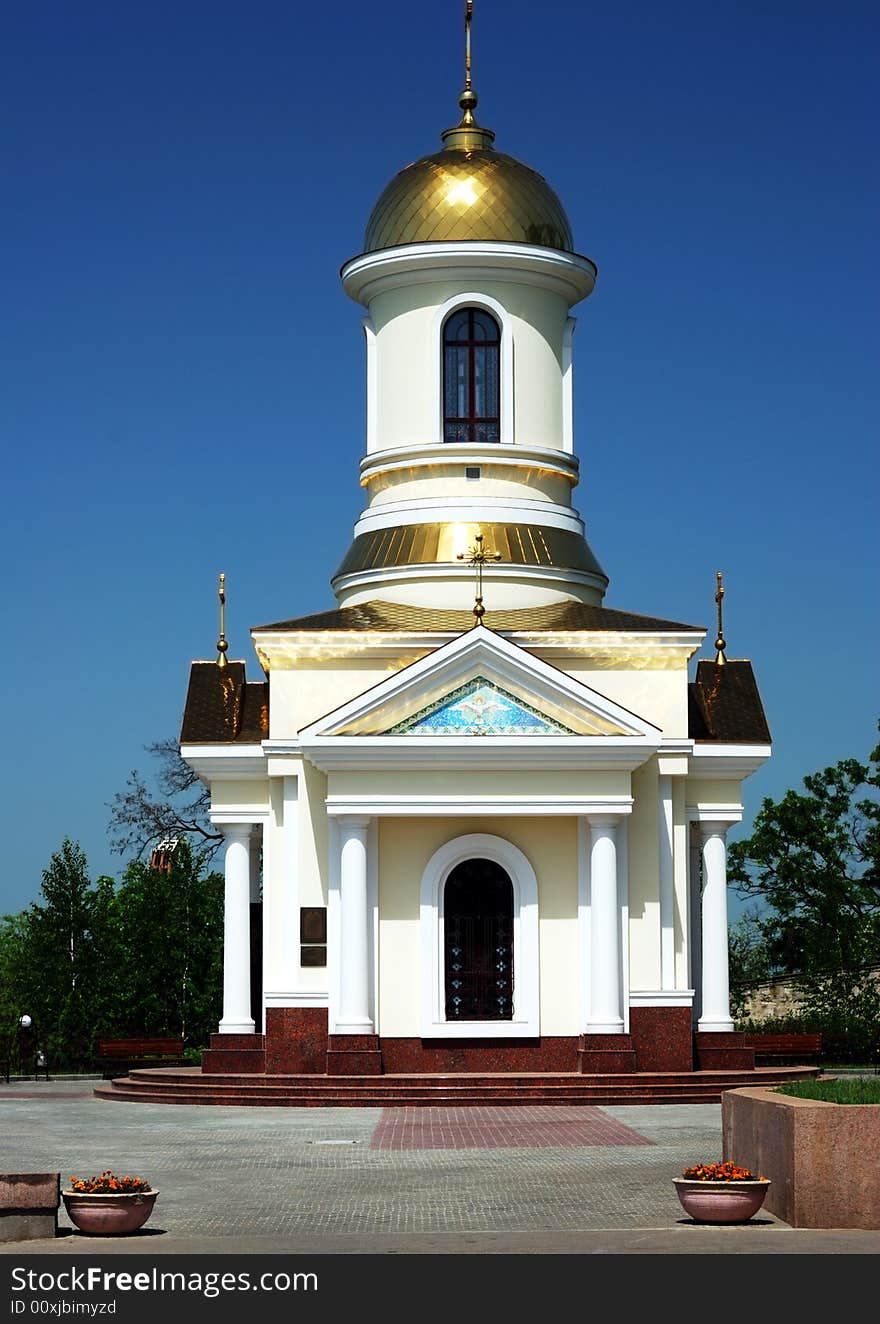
[{"xmin": 444, "ymin": 858, "xmax": 514, "ymax": 1020}]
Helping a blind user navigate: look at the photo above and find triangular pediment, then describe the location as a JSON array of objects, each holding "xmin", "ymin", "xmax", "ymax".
[
  {"xmin": 387, "ymin": 676, "xmax": 574, "ymax": 736},
  {"xmin": 298, "ymin": 624, "xmax": 662, "ymax": 742}
]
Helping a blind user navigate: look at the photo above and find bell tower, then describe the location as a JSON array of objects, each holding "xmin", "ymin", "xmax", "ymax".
[{"xmin": 334, "ymin": 7, "xmax": 606, "ymax": 612}]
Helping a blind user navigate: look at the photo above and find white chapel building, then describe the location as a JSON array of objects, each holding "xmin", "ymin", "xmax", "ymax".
[{"xmin": 179, "ymin": 48, "xmax": 771, "ymax": 1083}]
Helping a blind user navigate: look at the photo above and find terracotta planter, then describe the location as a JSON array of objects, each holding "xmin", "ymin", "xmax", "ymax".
[
  {"xmin": 61, "ymin": 1189, "xmax": 159, "ymax": 1235},
  {"xmin": 672, "ymin": 1178, "xmax": 770, "ymax": 1223}
]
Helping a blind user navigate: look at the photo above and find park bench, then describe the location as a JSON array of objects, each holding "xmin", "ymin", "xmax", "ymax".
[
  {"xmin": 97, "ymin": 1037, "xmax": 187, "ymax": 1078},
  {"xmin": 740, "ymin": 1032, "xmax": 822, "ymax": 1066}
]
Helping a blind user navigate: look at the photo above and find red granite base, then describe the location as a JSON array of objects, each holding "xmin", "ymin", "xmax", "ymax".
[
  {"xmin": 201, "ymin": 1033, "xmax": 266, "ymax": 1074},
  {"xmin": 201, "ymin": 1013, "xmax": 755, "ymax": 1078},
  {"xmin": 694, "ymin": 1031, "xmax": 755, "ymax": 1071},
  {"xmin": 265, "ymin": 1008, "xmax": 328, "ymax": 1074},
  {"xmin": 630, "ymin": 1006, "xmax": 694, "ymax": 1071},
  {"xmin": 577, "ymin": 1034, "xmax": 637, "ymax": 1074},
  {"xmin": 327, "ymin": 1035, "xmax": 383, "ymax": 1076},
  {"xmin": 379, "ymin": 1037, "xmax": 578, "ymax": 1073}
]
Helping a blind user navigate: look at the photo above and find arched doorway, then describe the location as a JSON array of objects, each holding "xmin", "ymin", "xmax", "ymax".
[{"xmin": 444, "ymin": 858, "xmax": 514, "ymax": 1020}]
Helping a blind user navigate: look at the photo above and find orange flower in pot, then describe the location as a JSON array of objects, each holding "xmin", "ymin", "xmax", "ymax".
[{"xmin": 62, "ymin": 1171, "xmax": 159, "ymax": 1235}]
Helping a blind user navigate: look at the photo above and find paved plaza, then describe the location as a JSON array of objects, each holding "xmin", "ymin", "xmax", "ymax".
[{"xmin": 1, "ymin": 1079, "xmax": 878, "ymax": 1255}]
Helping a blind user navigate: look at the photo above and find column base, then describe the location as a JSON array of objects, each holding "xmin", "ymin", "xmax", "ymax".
[
  {"xmin": 327, "ymin": 1034, "xmax": 383, "ymax": 1076},
  {"xmin": 577, "ymin": 1033, "xmax": 637, "ymax": 1074},
  {"xmin": 694, "ymin": 1031, "xmax": 755, "ymax": 1071},
  {"xmin": 217, "ymin": 1019, "xmax": 256, "ymax": 1035}
]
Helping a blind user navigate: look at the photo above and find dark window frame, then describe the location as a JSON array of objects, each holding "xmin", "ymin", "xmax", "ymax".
[{"xmin": 442, "ymin": 307, "xmax": 501, "ymax": 444}]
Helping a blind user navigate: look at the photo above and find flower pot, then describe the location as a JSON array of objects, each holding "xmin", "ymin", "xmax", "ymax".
[
  {"xmin": 61, "ymin": 1189, "xmax": 159, "ymax": 1235},
  {"xmin": 672, "ymin": 1178, "xmax": 770, "ymax": 1224}
]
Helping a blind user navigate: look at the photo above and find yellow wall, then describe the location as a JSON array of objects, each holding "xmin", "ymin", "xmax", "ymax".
[
  {"xmin": 269, "ymin": 665, "xmax": 423, "ymax": 736},
  {"xmin": 329, "ymin": 768, "xmax": 632, "ymax": 803},
  {"xmin": 377, "ymin": 815, "xmax": 579, "ymax": 1037},
  {"xmin": 210, "ymin": 780, "xmax": 270, "ymax": 810},
  {"xmin": 560, "ymin": 664, "xmax": 688, "ymax": 735},
  {"xmin": 686, "ymin": 778, "xmax": 744, "ymax": 808}
]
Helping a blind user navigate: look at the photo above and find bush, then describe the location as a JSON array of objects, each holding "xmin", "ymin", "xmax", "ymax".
[{"xmin": 735, "ymin": 1012, "xmax": 879, "ymax": 1064}]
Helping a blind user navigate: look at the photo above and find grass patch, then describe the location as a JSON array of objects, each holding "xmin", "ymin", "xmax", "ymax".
[{"xmin": 774, "ymin": 1078, "xmax": 880, "ymax": 1104}]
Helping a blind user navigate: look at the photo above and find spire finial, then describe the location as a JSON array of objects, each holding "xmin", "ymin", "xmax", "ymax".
[
  {"xmin": 216, "ymin": 572, "xmax": 229, "ymax": 668},
  {"xmin": 465, "ymin": 0, "xmax": 473, "ymax": 91},
  {"xmin": 458, "ymin": 1, "xmax": 478, "ymax": 125},
  {"xmin": 457, "ymin": 529, "xmax": 502, "ymax": 623},
  {"xmin": 441, "ymin": 1, "xmax": 495, "ymax": 150},
  {"xmin": 714, "ymin": 570, "xmax": 727, "ymax": 665}
]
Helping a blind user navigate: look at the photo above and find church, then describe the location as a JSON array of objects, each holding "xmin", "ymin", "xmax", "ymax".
[{"xmin": 173, "ymin": 10, "xmax": 775, "ymax": 1095}]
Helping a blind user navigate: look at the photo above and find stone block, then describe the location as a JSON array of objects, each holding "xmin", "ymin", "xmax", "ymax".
[
  {"xmin": 0, "ymin": 1173, "xmax": 59, "ymax": 1242},
  {"xmin": 722, "ymin": 1086, "xmax": 880, "ymax": 1228}
]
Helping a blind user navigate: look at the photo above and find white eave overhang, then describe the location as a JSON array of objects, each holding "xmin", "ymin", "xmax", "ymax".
[
  {"xmin": 689, "ymin": 743, "xmax": 772, "ymax": 779},
  {"xmin": 341, "ymin": 241, "xmax": 597, "ymax": 307},
  {"xmin": 273, "ymin": 734, "xmax": 660, "ymax": 774},
  {"xmin": 179, "ymin": 744, "xmax": 267, "ymax": 781}
]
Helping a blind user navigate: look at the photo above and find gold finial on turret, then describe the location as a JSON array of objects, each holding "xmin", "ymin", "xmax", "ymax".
[
  {"xmin": 457, "ymin": 530, "xmax": 502, "ymax": 623},
  {"xmin": 465, "ymin": 1, "xmax": 473, "ymax": 91},
  {"xmin": 216, "ymin": 572, "xmax": 228, "ymax": 668},
  {"xmin": 458, "ymin": 1, "xmax": 478, "ymax": 125},
  {"xmin": 441, "ymin": 1, "xmax": 495, "ymax": 151},
  {"xmin": 714, "ymin": 570, "xmax": 727, "ymax": 665}
]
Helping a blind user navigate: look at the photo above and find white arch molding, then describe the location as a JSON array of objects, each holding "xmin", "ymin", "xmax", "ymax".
[
  {"xmin": 419, "ymin": 833, "xmax": 539, "ymax": 1039},
  {"xmin": 431, "ymin": 293, "xmax": 515, "ymax": 446}
]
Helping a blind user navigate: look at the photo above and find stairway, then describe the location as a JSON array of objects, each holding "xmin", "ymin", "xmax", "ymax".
[{"xmin": 93, "ymin": 1064, "xmax": 820, "ymax": 1108}]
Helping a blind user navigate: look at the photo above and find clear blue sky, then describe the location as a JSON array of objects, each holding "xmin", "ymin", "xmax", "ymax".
[{"xmin": 2, "ymin": 1, "xmax": 877, "ymax": 919}]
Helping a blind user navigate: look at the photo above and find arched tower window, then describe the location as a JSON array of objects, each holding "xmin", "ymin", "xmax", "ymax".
[{"xmin": 443, "ymin": 308, "xmax": 501, "ymax": 443}]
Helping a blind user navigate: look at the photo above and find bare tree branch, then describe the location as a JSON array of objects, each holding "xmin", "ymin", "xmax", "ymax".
[{"xmin": 107, "ymin": 740, "xmax": 222, "ymax": 865}]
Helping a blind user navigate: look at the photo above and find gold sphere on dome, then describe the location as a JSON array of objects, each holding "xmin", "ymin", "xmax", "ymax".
[{"xmin": 364, "ymin": 135, "xmax": 575, "ymax": 254}]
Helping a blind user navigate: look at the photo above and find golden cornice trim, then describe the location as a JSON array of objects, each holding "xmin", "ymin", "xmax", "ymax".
[{"xmin": 332, "ymin": 522, "xmax": 606, "ymax": 581}]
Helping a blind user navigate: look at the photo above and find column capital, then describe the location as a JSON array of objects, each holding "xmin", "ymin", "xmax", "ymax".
[
  {"xmin": 698, "ymin": 820, "xmax": 730, "ymax": 841},
  {"xmin": 585, "ymin": 812, "xmax": 624, "ymax": 830},
  {"xmin": 337, "ymin": 815, "xmax": 372, "ymax": 830},
  {"xmin": 216, "ymin": 821, "xmax": 255, "ymax": 843}
]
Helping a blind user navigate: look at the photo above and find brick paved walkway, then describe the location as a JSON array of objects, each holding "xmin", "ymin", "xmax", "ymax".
[
  {"xmin": 370, "ymin": 1104, "xmax": 652, "ymax": 1149},
  {"xmin": 2, "ymin": 1079, "xmax": 879, "ymax": 1257}
]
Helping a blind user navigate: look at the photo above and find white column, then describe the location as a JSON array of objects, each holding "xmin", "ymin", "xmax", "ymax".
[
  {"xmin": 697, "ymin": 821, "xmax": 734, "ymax": 1031},
  {"xmin": 658, "ymin": 775, "xmax": 675, "ymax": 990},
  {"xmin": 336, "ymin": 816, "xmax": 374, "ymax": 1034},
  {"xmin": 218, "ymin": 824, "xmax": 256, "ymax": 1034},
  {"xmin": 586, "ymin": 815, "xmax": 625, "ymax": 1034},
  {"xmin": 688, "ymin": 824, "xmax": 703, "ymax": 1023}
]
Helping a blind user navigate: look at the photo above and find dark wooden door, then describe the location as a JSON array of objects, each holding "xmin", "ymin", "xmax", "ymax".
[{"xmin": 444, "ymin": 858, "xmax": 514, "ymax": 1020}]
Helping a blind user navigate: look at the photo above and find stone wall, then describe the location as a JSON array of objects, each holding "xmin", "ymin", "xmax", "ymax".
[{"xmin": 735, "ymin": 963, "xmax": 880, "ymax": 1023}]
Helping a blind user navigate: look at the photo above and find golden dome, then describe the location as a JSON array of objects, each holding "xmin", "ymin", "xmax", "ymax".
[{"xmin": 364, "ymin": 113, "xmax": 574, "ymax": 254}]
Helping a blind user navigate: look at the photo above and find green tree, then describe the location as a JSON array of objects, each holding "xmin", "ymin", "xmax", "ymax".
[
  {"xmin": 113, "ymin": 839, "xmax": 223, "ymax": 1046},
  {"xmin": 728, "ymin": 909, "xmax": 774, "ymax": 1020},
  {"xmin": 0, "ymin": 841, "xmax": 119, "ymax": 1069},
  {"xmin": 728, "ymin": 726, "xmax": 880, "ymax": 1051}
]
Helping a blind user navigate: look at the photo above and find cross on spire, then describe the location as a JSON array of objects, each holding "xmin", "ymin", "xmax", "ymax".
[
  {"xmin": 465, "ymin": 1, "xmax": 473, "ymax": 92},
  {"xmin": 714, "ymin": 570, "xmax": 727, "ymax": 665},
  {"xmin": 216, "ymin": 572, "xmax": 228, "ymax": 668},
  {"xmin": 457, "ymin": 530, "xmax": 502, "ymax": 622}
]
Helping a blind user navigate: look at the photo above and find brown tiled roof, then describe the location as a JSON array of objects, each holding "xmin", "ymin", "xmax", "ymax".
[
  {"xmin": 688, "ymin": 660, "xmax": 771, "ymax": 744},
  {"xmin": 253, "ymin": 599, "xmax": 703, "ymax": 634},
  {"xmin": 180, "ymin": 662, "xmax": 269, "ymax": 744}
]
